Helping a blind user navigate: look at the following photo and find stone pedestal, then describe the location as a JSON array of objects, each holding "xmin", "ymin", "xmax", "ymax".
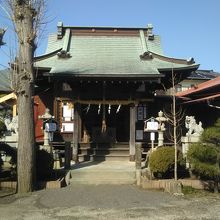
[
  {"xmin": 158, "ymin": 131, "xmax": 164, "ymax": 147},
  {"xmin": 181, "ymin": 136, "xmax": 200, "ymax": 155},
  {"xmin": 181, "ymin": 135, "xmax": 200, "ymax": 168}
]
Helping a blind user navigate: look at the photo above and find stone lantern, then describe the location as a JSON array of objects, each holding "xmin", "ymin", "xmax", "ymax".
[
  {"xmin": 38, "ymin": 108, "xmax": 56, "ymax": 152},
  {"xmin": 156, "ymin": 110, "xmax": 168, "ymax": 147}
]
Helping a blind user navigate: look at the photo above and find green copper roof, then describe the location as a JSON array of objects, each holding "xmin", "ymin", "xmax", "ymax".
[
  {"xmin": 35, "ymin": 25, "xmax": 199, "ymax": 77},
  {"xmin": 0, "ymin": 69, "xmax": 12, "ymax": 92}
]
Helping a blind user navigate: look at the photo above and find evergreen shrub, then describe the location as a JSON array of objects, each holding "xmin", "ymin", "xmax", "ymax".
[
  {"xmin": 149, "ymin": 146, "xmax": 184, "ymax": 179},
  {"xmin": 187, "ymin": 119, "xmax": 220, "ymax": 192}
]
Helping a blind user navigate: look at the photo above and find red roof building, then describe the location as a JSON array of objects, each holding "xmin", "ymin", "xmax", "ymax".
[
  {"xmin": 176, "ymin": 76, "xmax": 220, "ymax": 127},
  {"xmin": 176, "ymin": 76, "xmax": 220, "ymax": 104}
]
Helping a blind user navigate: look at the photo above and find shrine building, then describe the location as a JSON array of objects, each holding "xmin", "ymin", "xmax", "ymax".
[{"xmin": 34, "ymin": 22, "xmax": 199, "ymax": 161}]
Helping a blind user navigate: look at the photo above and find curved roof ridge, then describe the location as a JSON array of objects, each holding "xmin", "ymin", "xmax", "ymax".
[
  {"xmin": 34, "ymin": 48, "xmax": 62, "ymax": 61},
  {"xmin": 141, "ymin": 51, "xmax": 195, "ymax": 65}
]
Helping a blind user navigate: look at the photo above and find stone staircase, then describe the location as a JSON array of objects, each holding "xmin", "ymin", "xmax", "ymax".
[
  {"xmin": 69, "ymin": 161, "xmax": 136, "ymax": 185},
  {"xmin": 78, "ymin": 142, "xmax": 130, "ymax": 162}
]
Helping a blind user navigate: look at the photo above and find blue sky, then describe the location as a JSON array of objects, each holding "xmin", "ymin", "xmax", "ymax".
[{"xmin": 1, "ymin": 0, "xmax": 220, "ymax": 72}]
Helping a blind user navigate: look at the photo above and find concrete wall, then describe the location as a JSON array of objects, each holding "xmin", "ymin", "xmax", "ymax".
[{"xmin": 141, "ymin": 177, "xmax": 214, "ymax": 190}]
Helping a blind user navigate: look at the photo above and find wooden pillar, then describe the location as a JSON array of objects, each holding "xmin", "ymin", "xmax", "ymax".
[
  {"xmin": 72, "ymin": 103, "xmax": 80, "ymax": 162},
  {"xmin": 12, "ymin": 104, "xmax": 17, "ymax": 117},
  {"xmin": 78, "ymin": 104, "xmax": 82, "ymax": 143},
  {"xmin": 129, "ymin": 105, "xmax": 136, "ymax": 161},
  {"xmin": 65, "ymin": 142, "xmax": 71, "ymax": 169}
]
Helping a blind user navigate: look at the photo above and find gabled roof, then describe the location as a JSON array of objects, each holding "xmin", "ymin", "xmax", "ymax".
[
  {"xmin": 176, "ymin": 76, "xmax": 220, "ymax": 97},
  {"xmin": 0, "ymin": 69, "xmax": 12, "ymax": 92},
  {"xmin": 34, "ymin": 23, "xmax": 199, "ymax": 78}
]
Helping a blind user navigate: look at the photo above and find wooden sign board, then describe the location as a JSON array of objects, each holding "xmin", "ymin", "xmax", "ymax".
[{"xmin": 144, "ymin": 121, "xmax": 159, "ymax": 132}]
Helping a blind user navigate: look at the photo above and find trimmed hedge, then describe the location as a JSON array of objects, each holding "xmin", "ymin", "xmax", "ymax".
[{"xmin": 149, "ymin": 147, "xmax": 184, "ymax": 179}]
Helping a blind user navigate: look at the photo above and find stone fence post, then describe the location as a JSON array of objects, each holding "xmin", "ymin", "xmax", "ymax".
[{"xmin": 135, "ymin": 142, "xmax": 142, "ymax": 186}]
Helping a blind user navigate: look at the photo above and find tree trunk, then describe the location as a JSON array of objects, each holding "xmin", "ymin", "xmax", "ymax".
[
  {"xmin": 13, "ymin": 2, "xmax": 36, "ymax": 194},
  {"xmin": 17, "ymin": 87, "xmax": 35, "ymax": 193}
]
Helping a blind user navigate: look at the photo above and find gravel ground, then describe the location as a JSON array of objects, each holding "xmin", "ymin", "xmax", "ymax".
[{"xmin": 0, "ymin": 185, "xmax": 220, "ymax": 220}]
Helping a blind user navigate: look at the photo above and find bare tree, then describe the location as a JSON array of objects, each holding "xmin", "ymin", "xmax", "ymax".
[
  {"xmin": 0, "ymin": 0, "xmax": 46, "ymax": 193},
  {"xmin": 164, "ymin": 69, "xmax": 185, "ymax": 181}
]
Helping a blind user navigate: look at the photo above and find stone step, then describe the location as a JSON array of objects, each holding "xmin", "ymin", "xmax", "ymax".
[
  {"xmin": 70, "ymin": 167, "xmax": 136, "ymax": 185},
  {"xmin": 77, "ymin": 142, "xmax": 130, "ymax": 162},
  {"xmin": 71, "ymin": 171, "xmax": 135, "ymax": 178},
  {"xmin": 78, "ymin": 154, "xmax": 130, "ymax": 162},
  {"xmin": 70, "ymin": 179, "xmax": 136, "ymax": 185},
  {"xmin": 94, "ymin": 155, "xmax": 130, "ymax": 161},
  {"xmin": 93, "ymin": 148, "xmax": 129, "ymax": 155},
  {"xmin": 79, "ymin": 147, "xmax": 129, "ymax": 154}
]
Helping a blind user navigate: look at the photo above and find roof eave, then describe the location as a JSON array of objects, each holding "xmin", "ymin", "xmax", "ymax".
[
  {"xmin": 43, "ymin": 72, "xmax": 164, "ymax": 79},
  {"xmin": 158, "ymin": 64, "xmax": 200, "ymax": 72}
]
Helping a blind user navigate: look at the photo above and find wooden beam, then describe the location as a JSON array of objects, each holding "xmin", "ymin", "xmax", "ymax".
[
  {"xmin": 74, "ymin": 99, "xmax": 153, "ymax": 105},
  {"xmin": 0, "ymin": 93, "xmax": 17, "ymax": 103}
]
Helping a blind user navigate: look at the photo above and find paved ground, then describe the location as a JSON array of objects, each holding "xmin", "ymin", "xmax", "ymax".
[{"xmin": 0, "ymin": 185, "xmax": 220, "ymax": 220}]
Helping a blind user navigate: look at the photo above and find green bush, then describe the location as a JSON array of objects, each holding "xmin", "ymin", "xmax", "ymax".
[
  {"xmin": 201, "ymin": 119, "xmax": 220, "ymax": 145},
  {"xmin": 149, "ymin": 147, "xmax": 184, "ymax": 179},
  {"xmin": 187, "ymin": 143, "xmax": 220, "ymax": 179},
  {"xmin": 36, "ymin": 149, "xmax": 54, "ymax": 180},
  {"xmin": 187, "ymin": 118, "xmax": 220, "ymax": 192}
]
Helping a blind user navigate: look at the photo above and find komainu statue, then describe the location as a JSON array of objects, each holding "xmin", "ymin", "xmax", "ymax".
[
  {"xmin": 4, "ymin": 116, "xmax": 18, "ymax": 135},
  {"xmin": 185, "ymin": 116, "xmax": 203, "ymax": 136}
]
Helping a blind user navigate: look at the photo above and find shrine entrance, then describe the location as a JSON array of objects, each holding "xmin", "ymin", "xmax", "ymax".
[{"xmin": 81, "ymin": 104, "xmax": 130, "ymax": 144}]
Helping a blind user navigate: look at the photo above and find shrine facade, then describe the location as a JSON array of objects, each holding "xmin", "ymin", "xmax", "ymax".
[{"xmin": 34, "ymin": 22, "xmax": 199, "ymax": 161}]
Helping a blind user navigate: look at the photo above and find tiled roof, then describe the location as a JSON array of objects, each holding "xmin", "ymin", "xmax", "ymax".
[
  {"xmin": 188, "ymin": 70, "xmax": 219, "ymax": 80},
  {"xmin": 35, "ymin": 24, "xmax": 199, "ymax": 77},
  {"xmin": 0, "ymin": 69, "xmax": 12, "ymax": 92}
]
